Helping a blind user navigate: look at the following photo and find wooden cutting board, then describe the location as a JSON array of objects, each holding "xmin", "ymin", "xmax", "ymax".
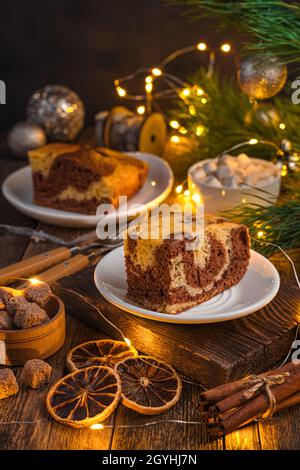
[{"xmin": 56, "ymin": 249, "xmax": 300, "ymax": 388}]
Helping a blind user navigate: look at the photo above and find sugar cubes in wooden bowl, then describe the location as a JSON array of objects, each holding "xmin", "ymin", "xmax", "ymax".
[
  {"xmin": 188, "ymin": 154, "xmax": 281, "ymax": 214},
  {"xmin": 0, "ymin": 282, "xmax": 65, "ymax": 365}
]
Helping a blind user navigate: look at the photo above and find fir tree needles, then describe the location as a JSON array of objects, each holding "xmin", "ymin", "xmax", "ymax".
[{"xmin": 170, "ymin": 0, "xmax": 300, "ymax": 65}]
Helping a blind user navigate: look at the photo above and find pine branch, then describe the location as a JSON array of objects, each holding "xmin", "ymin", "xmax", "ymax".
[
  {"xmin": 223, "ymin": 200, "xmax": 300, "ymax": 257},
  {"xmin": 222, "ymin": 173, "xmax": 300, "ymax": 256},
  {"xmin": 170, "ymin": 68, "xmax": 300, "ymax": 161},
  {"xmin": 170, "ymin": 0, "xmax": 300, "ymax": 64}
]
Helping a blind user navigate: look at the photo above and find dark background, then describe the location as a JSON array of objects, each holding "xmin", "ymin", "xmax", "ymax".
[{"xmin": 0, "ymin": 0, "xmax": 237, "ymax": 131}]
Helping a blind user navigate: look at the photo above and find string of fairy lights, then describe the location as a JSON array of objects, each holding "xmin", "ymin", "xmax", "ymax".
[
  {"xmin": 113, "ymin": 38, "xmax": 293, "ymax": 229},
  {"xmin": 114, "ymin": 40, "xmax": 232, "ymax": 119},
  {"xmin": 0, "ymin": 41, "xmax": 298, "ymax": 433},
  {"xmin": 1, "ymin": 241, "xmax": 299, "ymax": 432},
  {"xmin": 113, "ymin": 38, "xmax": 289, "ymax": 141},
  {"xmin": 112, "ymin": 33, "xmax": 295, "ymax": 153}
]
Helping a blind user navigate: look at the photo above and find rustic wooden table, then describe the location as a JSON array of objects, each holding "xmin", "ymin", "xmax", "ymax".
[{"xmin": 0, "ymin": 139, "xmax": 300, "ymax": 450}]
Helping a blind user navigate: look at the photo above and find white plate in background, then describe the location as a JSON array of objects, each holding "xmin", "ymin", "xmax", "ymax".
[{"xmin": 2, "ymin": 152, "xmax": 174, "ymax": 228}]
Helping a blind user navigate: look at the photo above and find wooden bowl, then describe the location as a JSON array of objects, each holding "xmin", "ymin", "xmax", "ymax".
[{"xmin": 0, "ymin": 295, "xmax": 65, "ymax": 365}]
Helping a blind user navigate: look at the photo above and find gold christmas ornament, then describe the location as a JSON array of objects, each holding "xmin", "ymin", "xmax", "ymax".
[{"xmin": 238, "ymin": 56, "xmax": 287, "ymax": 100}]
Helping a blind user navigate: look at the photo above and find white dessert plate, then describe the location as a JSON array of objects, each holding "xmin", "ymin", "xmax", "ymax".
[
  {"xmin": 2, "ymin": 152, "xmax": 174, "ymax": 228},
  {"xmin": 94, "ymin": 247, "xmax": 280, "ymax": 324}
]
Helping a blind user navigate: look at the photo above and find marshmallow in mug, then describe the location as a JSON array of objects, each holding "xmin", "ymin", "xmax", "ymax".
[{"xmin": 192, "ymin": 153, "xmax": 279, "ymax": 189}]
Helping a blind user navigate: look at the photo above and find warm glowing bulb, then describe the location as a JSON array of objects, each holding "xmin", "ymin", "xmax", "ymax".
[
  {"xmin": 221, "ymin": 190, "xmax": 226, "ymax": 197},
  {"xmin": 195, "ymin": 125, "xmax": 205, "ymax": 136},
  {"xmin": 242, "ymin": 198, "xmax": 247, "ymax": 204},
  {"xmin": 90, "ymin": 423, "xmax": 104, "ymax": 430},
  {"xmin": 29, "ymin": 278, "xmax": 41, "ymax": 286},
  {"xmin": 151, "ymin": 180, "xmax": 157, "ymax": 187},
  {"xmin": 196, "ymin": 88, "xmax": 204, "ymax": 96},
  {"xmin": 124, "ymin": 337, "xmax": 131, "ymax": 347},
  {"xmin": 145, "ymin": 75, "xmax": 153, "ymax": 84},
  {"xmin": 279, "ymin": 122, "xmax": 286, "ymax": 130},
  {"xmin": 170, "ymin": 120, "xmax": 180, "ymax": 129},
  {"xmin": 182, "ymin": 88, "xmax": 191, "ymax": 97},
  {"xmin": 201, "ymin": 97, "xmax": 207, "ymax": 104},
  {"xmin": 183, "ymin": 189, "xmax": 191, "ymax": 197},
  {"xmin": 152, "ymin": 67, "xmax": 162, "ymax": 76},
  {"xmin": 281, "ymin": 164, "xmax": 288, "ymax": 176},
  {"xmin": 176, "ymin": 185, "xmax": 183, "ymax": 194},
  {"xmin": 257, "ymin": 230, "xmax": 265, "ymax": 239},
  {"xmin": 220, "ymin": 43, "xmax": 231, "ymax": 53},
  {"xmin": 145, "ymin": 82, "xmax": 153, "ymax": 93},
  {"xmin": 179, "ymin": 127, "xmax": 187, "ymax": 134},
  {"xmin": 197, "ymin": 42, "xmax": 207, "ymax": 51},
  {"xmin": 171, "ymin": 135, "xmax": 180, "ymax": 144},
  {"xmin": 192, "ymin": 193, "xmax": 202, "ymax": 204},
  {"xmin": 117, "ymin": 86, "xmax": 126, "ymax": 97},
  {"xmin": 249, "ymin": 138, "xmax": 258, "ymax": 145},
  {"xmin": 137, "ymin": 105, "xmax": 145, "ymax": 115},
  {"xmin": 189, "ymin": 105, "xmax": 196, "ymax": 115}
]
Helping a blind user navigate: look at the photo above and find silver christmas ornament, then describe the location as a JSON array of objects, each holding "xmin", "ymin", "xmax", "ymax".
[
  {"xmin": 26, "ymin": 85, "xmax": 85, "ymax": 141},
  {"xmin": 276, "ymin": 138, "xmax": 299, "ymax": 173},
  {"xmin": 238, "ymin": 56, "xmax": 287, "ymax": 100},
  {"xmin": 281, "ymin": 138, "xmax": 292, "ymax": 153},
  {"xmin": 244, "ymin": 104, "xmax": 281, "ymax": 128},
  {"xmin": 7, "ymin": 121, "xmax": 47, "ymax": 158}
]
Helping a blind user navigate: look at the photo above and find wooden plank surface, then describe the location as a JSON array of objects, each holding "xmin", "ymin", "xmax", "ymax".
[
  {"xmin": 57, "ymin": 267, "xmax": 300, "ymax": 388},
  {"xmin": 0, "ymin": 144, "xmax": 299, "ymax": 450}
]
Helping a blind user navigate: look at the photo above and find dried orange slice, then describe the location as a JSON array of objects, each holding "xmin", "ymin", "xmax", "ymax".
[
  {"xmin": 46, "ymin": 366, "xmax": 121, "ymax": 428},
  {"xmin": 115, "ymin": 356, "xmax": 182, "ymax": 415},
  {"xmin": 67, "ymin": 339, "xmax": 138, "ymax": 372}
]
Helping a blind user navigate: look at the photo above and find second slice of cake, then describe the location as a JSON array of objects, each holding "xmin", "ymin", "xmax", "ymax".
[
  {"xmin": 124, "ymin": 216, "xmax": 250, "ymax": 314},
  {"xmin": 28, "ymin": 144, "xmax": 149, "ymax": 214}
]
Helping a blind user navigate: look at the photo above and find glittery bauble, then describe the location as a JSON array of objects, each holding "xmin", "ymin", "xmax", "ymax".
[
  {"xmin": 26, "ymin": 85, "xmax": 85, "ymax": 141},
  {"xmin": 7, "ymin": 121, "xmax": 47, "ymax": 158},
  {"xmin": 238, "ymin": 56, "xmax": 287, "ymax": 100}
]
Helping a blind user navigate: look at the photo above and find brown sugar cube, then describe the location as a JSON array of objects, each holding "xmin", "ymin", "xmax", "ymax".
[
  {"xmin": 0, "ymin": 369, "xmax": 19, "ymax": 399},
  {"xmin": 6, "ymin": 295, "xmax": 30, "ymax": 317},
  {"xmin": 21, "ymin": 359, "xmax": 52, "ymax": 389},
  {"xmin": 0, "ymin": 287, "xmax": 16, "ymax": 306},
  {"xmin": 0, "ymin": 311, "xmax": 14, "ymax": 330},
  {"xmin": 14, "ymin": 302, "xmax": 49, "ymax": 329},
  {"xmin": 24, "ymin": 282, "xmax": 52, "ymax": 307}
]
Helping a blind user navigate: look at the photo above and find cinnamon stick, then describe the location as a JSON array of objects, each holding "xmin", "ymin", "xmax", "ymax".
[
  {"xmin": 214, "ymin": 362, "xmax": 300, "ymax": 415},
  {"xmin": 209, "ymin": 391, "xmax": 300, "ymax": 438},
  {"xmin": 200, "ymin": 361, "xmax": 298, "ymax": 409},
  {"xmin": 217, "ymin": 367, "xmax": 300, "ymax": 434},
  {"xmin": 203, "ymin": 362, "xmax": 300, "ymax": 438},
  {"xmin": 200, "ymin": 378, "xmax": 249, "ymax": 406},
  {"xmin": 274, "ymin": 391, "xmax": 300, "ymax": 414}
]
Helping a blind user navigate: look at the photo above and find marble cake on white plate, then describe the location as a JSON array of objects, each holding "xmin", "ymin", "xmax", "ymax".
[{"xmin": 124, "ymin": 216, "xmax": 250, "ymax": 314}]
